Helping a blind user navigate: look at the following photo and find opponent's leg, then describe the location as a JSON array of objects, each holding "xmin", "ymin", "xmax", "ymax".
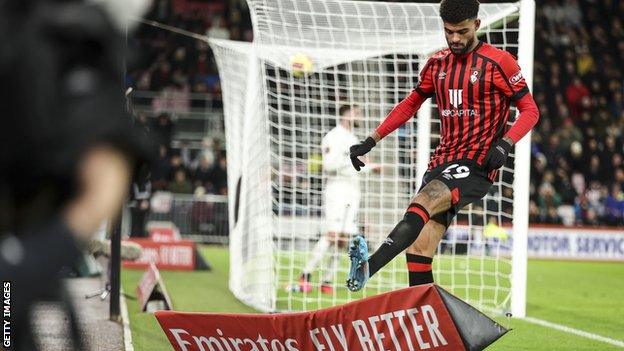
[
  {"xmin": 347, "ymin": 180, "xmax": 452, "ymax": 291},
  {"xmin": 299, "ymin": 233, "xmax": 332, "ymax": 292},
  {"xmin": 320, "ymin": 231, "xmax": 347, "ymax": 294},
  {"xmin": 321, "ymin": 251, "xmax": 339, "ymax": 294},
  {"xmin": 406, "ymin": 219, "xmax": 446, "ymax": 286}
]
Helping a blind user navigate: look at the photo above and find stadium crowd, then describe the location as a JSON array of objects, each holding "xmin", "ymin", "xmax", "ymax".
[
  {"xmin": 126, "ymin": 0, "xmax": 252, "ymax": 105},
  {"xmin": 126, "ymin": 0, "xmax": 252, "ymax": 197},
  {"xmin": 127, "ymin": 0, "xmax": 624, "ymax": 227},
  {"xmin": 139, "ymin": 111, "xmax": 229, "ymax": 195},
  {"xmin": 529, "ymin": 0, "xmax": 624, "ymax": 226}
]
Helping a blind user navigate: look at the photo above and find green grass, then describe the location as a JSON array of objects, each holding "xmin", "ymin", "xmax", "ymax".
[
  {"xmin": 525, "ymin": 260, "xmax": 624, "ymax": 341},
  {"xmin": 275, "ymin": 252, "xmax": 511, "ymax": 312},
  {"xmin": 122, "ymin": 246, "xmax": 624, "ymax": 350},
  {"xmin": 121, "ymin": 246, "xmax": 255, "ymax": 350}
]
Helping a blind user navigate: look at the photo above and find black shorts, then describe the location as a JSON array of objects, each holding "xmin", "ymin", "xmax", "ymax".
[{"xmin": 418, "ymin": 159, "xmax": 493, "ymax": 227}]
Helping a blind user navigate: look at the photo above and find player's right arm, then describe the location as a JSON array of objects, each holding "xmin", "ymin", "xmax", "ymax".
[{"xmin": 349, "ymin": 58, "xmax": 435, "ymax": 171}]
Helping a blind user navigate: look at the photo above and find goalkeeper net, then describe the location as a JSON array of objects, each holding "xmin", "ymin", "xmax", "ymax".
[{"xmin": 211, "ymin": 0, "xmax": 534, "ymax": 316}]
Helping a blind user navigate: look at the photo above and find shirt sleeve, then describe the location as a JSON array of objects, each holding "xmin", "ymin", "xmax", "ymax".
[
  {"xmin": 414, "ymin": 57, "xmax": 435, "ymax": 98},
  {"xmin": 504, "ymin": 92, "xmax": 540, "ymax": 144},
  {"xmin": 493, "ymin": 51, "xmax": 530, "ymax": 101}
]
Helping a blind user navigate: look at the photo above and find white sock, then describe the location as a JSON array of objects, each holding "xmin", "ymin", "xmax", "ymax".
[
  {"xmin": 303, "ymin": 236, "xmax": 330, "ymax": 275},
  {"xmin": 322, "ymin": 250, "xmax": 339, "ymax": 284}
]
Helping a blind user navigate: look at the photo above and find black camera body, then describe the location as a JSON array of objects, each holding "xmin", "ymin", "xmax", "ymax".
[{"xmin": 0, "ymin": 1, "xmax": 153, "ymax": 232}]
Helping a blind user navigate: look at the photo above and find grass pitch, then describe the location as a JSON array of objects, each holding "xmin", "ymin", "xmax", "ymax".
[
  {"xmin": 122, "ymin": 246, "xmax": 624, "ymax": 350},
  {"xmin": 274, "ymin": 251, "xmax": 511, "ymax": 313}
]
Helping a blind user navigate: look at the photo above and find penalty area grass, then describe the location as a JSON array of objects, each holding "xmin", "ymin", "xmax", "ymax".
[{"xmin": 121, "ymin": 246, "xmax": 624, "ymax": 351}]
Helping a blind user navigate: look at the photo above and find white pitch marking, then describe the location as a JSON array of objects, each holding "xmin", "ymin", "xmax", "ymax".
[
  {"xmin": 120, "ymin": 288, "xmax": 135, "ymax": 351},
  {"xmin": 523, "ymin": 316, "xmax": 624, "ymax": 349}
]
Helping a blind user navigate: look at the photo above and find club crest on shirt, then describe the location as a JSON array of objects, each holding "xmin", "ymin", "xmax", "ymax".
[
  {"xmin": 469, "ymin": 67, "xmax": 481, "ymax": 84},
  {"xmin": 438, "ymin": 72, "xmax": 446, "ymax": 80}
]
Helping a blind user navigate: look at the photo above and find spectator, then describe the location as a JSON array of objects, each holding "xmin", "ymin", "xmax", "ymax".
[
  {"xmin": 128, "ymin": 165, "xmax": 152, "ymax": 237},
  {"xmin": 565, "ymin": 77, "xmax": 590, "ymax": 118},
  {"xmin": 576, "ymin": 46, "xmax": 594, "ymax": 77},
  {"xmin": 191, "ymin": 186, "xmax": 214, "ymax": 234},
  {"xmin": 151, "ymin": 144, "xmax": 172, "ymax": 191},
  {"xmin": 207, "ymin": 16, "xmax": 230, "ymax": 39},
  {"xmin": 584, "ymin": 208, "xmax": 600, "ymax": 226},
  {"xmin": 556, "ymin": 118, "xmax": 583, "ymax": 153},
  {"xmin": 529, "ymin": 200, "xmax": 541, "ymax": 223},
  {"xmin": 169, "ymin": 152, "xmax": 187, "ymax": 180},
  {"xmin": 567, "ymin": 141, "xmax": 584, "ymax": 172},
  {"xmin": 209, "ymin": 156, "xmax": 228, "ymax": 195},
  {"xmin": 585, "ymin": 182, "xmax": 607, "ymax": 218},
  {"xmin": 193, "ymin": 155, "xmax": 214, "ymax": 191},
  {"xmin": 152, "ymin": 113, "xmax": 174, "ymax": 149},
  {"xmin": 196, "ymin": 136, "xmax": 216, "ymax": 169},
  {"xmin": 585, "ymin": 155, "xmax": 604, "ymax": 184},
  {"xmin": 169, "ymin": 169, "xmax": 193, "ymax": 194},
  {"xmin": 150, "ymin": 61, "xmax": 171, "ymax": 91},
  {"xmin": 537, "ymin": 183, "xmax": 562, "ymax": 221},
  {"xmin": 605, "ymin": 184, "xmax": 624, "ymax": 226},
  {"xmin": 179, "ymin": 140, "xmax": 195, "ymax": 170}
]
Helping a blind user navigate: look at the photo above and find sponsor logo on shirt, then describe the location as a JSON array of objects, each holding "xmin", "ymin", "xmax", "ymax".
[
  {"xmin": 449, "ymin": 89, "xmax": 463, "ymax": 108},
  {"xmin": 509, "ymin": 71, "xmax": 523, "ymax": 85},
  {"xmin": 441, "ymin": 109, "xmax": 479, "ymax": 117}
]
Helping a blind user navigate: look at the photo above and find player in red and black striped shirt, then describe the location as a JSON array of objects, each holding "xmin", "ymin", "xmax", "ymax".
[{"xmin": 346, "ymin": 0, "xmax": 539, "ymax": 291}]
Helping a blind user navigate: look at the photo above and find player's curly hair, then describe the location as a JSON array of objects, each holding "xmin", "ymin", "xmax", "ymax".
[{"xmin": 440, "ymin": 0, "xmax": 480, "ymax": 24}]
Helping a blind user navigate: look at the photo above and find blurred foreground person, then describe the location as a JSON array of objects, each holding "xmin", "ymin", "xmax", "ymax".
[{"xmin": 0, "ymin": 1, "xmax": 152, "ymax": 350}]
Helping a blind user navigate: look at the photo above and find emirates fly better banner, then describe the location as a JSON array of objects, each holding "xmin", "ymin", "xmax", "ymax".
[{"xmin": 155, "ymin": 285, "xmax": 507, "ymax": 351}]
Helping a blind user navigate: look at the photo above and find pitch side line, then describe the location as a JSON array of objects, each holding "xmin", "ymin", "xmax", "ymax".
[
  {"xmin": 120, "ymin": 288, "xmax": 135, "ymax": 351},
  {"xmin": 523, "ymin": 316, "xmax": 624, "ymax": 349}
]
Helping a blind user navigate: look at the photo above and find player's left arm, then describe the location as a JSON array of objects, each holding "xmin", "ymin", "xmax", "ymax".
[
  {"xmin": 484, "ymin": 52, "xmax": 540, "ymax": 170},
  {"xmin": 497, "ymin": 51, "xmax": 540, "ymax": 146}
]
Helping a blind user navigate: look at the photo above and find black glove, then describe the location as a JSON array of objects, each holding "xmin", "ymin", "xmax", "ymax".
[
  {"xmin": 483, "ymin": 139, "xmax": 513, "ymax": 170},
  {"xmin": 349, "ymin": 137, "xmax": 376, "ymax": 171}
]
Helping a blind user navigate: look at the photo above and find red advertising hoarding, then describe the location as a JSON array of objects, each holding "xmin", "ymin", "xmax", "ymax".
[
  {"xmin": 123, "ymin": 239, "xmax": 195, "ymax": 271},
  {"xmin": 155, "ymin": 285, "xmax": 469, "ymax": 351}
]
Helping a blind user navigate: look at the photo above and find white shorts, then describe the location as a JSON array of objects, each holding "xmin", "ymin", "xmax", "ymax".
[{"xmin": 323, "ymin": 181, "xmax": 360, "ymax": 234}]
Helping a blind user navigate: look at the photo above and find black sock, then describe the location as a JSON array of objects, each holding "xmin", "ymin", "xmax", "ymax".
[
  {"xmin": 406, "ymin": 253, "xmax": 434, "ymax": 286},
  {"xmin": 368, "ymin": 204, "xmax": 430, "ymax": 277}
]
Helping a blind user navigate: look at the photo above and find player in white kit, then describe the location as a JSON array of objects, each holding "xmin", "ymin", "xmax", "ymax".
[{"xmin": 298, "ymin": 105, "xmax": 379, "ymax": 294}]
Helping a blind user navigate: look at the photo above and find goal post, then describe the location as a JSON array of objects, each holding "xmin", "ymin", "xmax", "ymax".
[
  {"xmin": 211, "ymin": 0, "xmax": 535, "ymax": 315},
  {"xmin": 511, "ymin": 0, "xmax": 536, "ymax": 319}
]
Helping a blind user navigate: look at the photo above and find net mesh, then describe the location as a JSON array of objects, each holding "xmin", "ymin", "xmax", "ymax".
[{"xmin": 211, "ymin": 0, "xmax": 527, "ymax": 314}]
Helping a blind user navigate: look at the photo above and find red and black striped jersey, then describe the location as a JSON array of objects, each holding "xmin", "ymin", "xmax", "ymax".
[
  {"xmin": 417, "ymin": 42, "xmax": 529, "ymax": 172},
  {"xmin": 375, "ymin": 41, "xmax": 534, "ymax": 181}
]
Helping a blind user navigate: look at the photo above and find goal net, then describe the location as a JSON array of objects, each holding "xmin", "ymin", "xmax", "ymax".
[{"xmin": 210, "ymin": 0, "xmax": 534, "ymax": 317}]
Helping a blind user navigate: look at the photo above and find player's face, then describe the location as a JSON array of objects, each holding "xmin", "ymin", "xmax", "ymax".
[
  {"xmin": 342, "ymin": 107, "xmax": 362, "ymax": 128},
  {"xmin": 443, "ymin": 19, "xmax": 480, "ymax": 55}
]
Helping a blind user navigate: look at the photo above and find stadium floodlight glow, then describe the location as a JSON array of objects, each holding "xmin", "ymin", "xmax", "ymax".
[{"xmin": 210, "ymin": 0, "xmax": 534, "ymax": 318}]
